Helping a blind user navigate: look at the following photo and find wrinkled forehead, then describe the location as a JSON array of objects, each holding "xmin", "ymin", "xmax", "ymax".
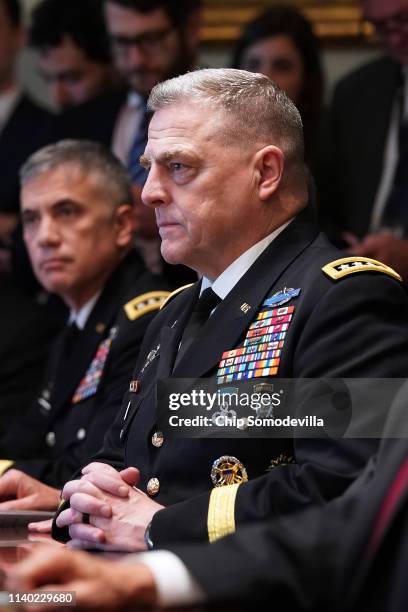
[
  {"xmin": 147, "ymin": 100, "xmax": 242, "ymax": 151},
  {"xmin": 147, "ymin": 102, "xmax": 226, "ymax": 147}
]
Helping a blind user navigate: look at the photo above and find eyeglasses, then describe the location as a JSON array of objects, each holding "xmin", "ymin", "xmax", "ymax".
[
  {"xmin": 369, "ymin": 9, "xmax": 408, "ymax": 35},
  {"xmin": 109, "ymin": 27, "xmax": 175, "ymax": 55}
]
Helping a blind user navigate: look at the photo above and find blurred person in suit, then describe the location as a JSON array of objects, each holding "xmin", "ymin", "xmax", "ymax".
[
  {"xmin": 317, "ymin": 0, "xmax": 408, "ymax": 280},
  {"xmin": 0, "ymin": 0, "xmax": 52, "ymax": 243},
  {"xmin": 0, "ymin": 0, "xmax": 64, "ymax": 427},
  {"xmin": 29, "ymin": 0, "xmax": 122, "ymax": 110}
]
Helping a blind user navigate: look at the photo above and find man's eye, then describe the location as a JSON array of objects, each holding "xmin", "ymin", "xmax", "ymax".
[
  {"xmin": 22, "ymin": 215, "xmax": 37, "ymax": 226},
  {"xmin": 170, "ymin": 162, "xmax": 186, "ymax": 172},
  {"xmin": 58, "ymin": 205, "xmax": 75, "ymax": 217}
]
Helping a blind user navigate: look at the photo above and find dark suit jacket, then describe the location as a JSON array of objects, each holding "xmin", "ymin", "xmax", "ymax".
[
  {"xmin": 169, "ymin": 382, "xmax": 408, "ymax": 612},
  {"xmin": 316, "ymin": 56, "xmax": 401, "ymax": 241},
  {"xmin": 0, "ymin": 284, "xmax": 66, "ymax": 437},
  {"xmin": 0, "ymin": 251, "xmax": 170, "ymax": 488},
  {"xmin": 51, "ymin": 211, "xmax": 408, "ymax": 543},
  {"xmin": 0, "ymin": 94, "xmax": 54, "ymax": 214},
  {"xmin": 53, "ymin": 90, "xmax": 126, "ymax": 147}
]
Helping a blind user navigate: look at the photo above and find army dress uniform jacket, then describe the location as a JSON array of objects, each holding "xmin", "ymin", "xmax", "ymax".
[
  {"xmin": 169, "ymin": 381, "xmax": 408, "ymax": 612},
  {"xmin": 52, "ymin": 212, "xmax": 408, "ymax": 543},
  {"xmin": 0, "ymin": 250, "xmax": 170, "ymax": 488}
]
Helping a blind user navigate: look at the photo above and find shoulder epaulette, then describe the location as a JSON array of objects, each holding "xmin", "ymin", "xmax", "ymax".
[
  {"xmin": 322, "ymin": 257, "xmax": 402, "ymax": 283},
  {"xmin": 160, "ymin": 283, "xmax": 194, "ymax": 310},
  {"xmin": 124, "ymin": 291, "xmax": 171, "ymax": 321}
]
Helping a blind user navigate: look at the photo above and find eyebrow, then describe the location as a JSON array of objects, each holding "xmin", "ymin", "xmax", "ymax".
[
  {"xmin": 139, "ymin": 149, "xmax": 197, "ymax": 169},
  {"xmin": 22, "ymin": 198, "xmax": 82, "ymax": 215}
]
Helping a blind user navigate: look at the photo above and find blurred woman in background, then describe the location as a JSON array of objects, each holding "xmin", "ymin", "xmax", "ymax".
[{"xmin": 232, "ymin": 5, "xmax": 324, "ymax": 166}]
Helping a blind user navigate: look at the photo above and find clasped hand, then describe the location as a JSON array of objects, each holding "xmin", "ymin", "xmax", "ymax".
[{"xmin": 56, "ymin": 462, "xmax": 163, "ymax": 551}]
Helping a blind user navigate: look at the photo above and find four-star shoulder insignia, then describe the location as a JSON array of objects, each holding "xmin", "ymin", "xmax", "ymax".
[
  {"xmin": 159, "ymin": 283, "xmax": 194, "ymax": 310},
  {"xmin": 124, "ymin": 291, "xmax": 171, "ymax": 321},
  {"xmin": 322, "ymin": 257, "xmax": 402, "ymax": 283}
]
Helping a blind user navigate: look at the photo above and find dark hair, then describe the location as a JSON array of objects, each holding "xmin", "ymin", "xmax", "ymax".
[
  {"xmin": 29, "ymin": 0, "xmax": 111, "ymax": 63},
  {"xmin": 105, "ymin": 0, "xmax": 202, "ymax": 29},
  {"xmin": 2, "ymin": 0, "xmax": 21, "ymax": 27},
  {"xmin": 232, "ymin": 5, "xmax": 324, "ymax": 163}
]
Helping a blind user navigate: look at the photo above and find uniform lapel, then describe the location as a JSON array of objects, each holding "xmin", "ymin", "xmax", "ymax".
[
  {"xmin": 49, "ymin": 252, "xmax": 144, "ymax": 418},
  {"xmin": 156, "ymin": 283, "xmax": 201, "ymax": 379},
  {"xmin": 173, "ymin": 212, "xmax": 318, "ymax": 378}
]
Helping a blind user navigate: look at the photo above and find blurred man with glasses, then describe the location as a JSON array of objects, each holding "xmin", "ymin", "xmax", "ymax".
[
  {"xmin": 317, "ymin": 0, "xmax": 408, "ymax": 281},
  {"xmin": 29, "ymin": 0, "xmax": 122, "ymax": 110},
  {"xmin": 56, "ymin": 0, "xmax": 201, "ymax": 287}
]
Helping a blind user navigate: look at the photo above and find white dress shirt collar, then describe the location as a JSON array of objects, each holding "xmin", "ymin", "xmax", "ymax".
[
  {"xmin": 201, "ymin": 220, "xmax": 292, "ymax": 299},
  {"xmin": 68, "ymin": 291, "xmax": 102, "ymax": 330}
]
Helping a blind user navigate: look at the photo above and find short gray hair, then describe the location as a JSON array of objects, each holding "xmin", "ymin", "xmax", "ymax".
[
  {"xmin": 20, "ymin": 140, "xmax": 133, "ymax": 207},
  {"xmin": 148, "ymin": 68, "xmax": 305, "ymax": 166}
]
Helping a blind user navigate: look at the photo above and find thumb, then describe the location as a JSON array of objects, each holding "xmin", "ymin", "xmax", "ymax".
[
  {"xmin": 28, "ymin": 519, "xmax": 53, "ymax": 533},
  {"xmin": 119, "ymin": 467, "xmax": 140, "ymax": 487}
]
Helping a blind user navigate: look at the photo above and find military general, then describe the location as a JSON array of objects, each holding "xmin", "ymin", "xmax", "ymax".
[
  {"xmin": 0, "ymin": 140, "xmax": 170, "ymax": 510},
  {"xmin": 52, "ymin": 69, "xmax": 408, "ymax": 550}
]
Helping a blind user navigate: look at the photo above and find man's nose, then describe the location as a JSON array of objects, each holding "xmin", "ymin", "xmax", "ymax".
[
  {"xmin": 37, "ymin": 216, "xmax": 61, "ymax": 246},
  {"xmin": 127, "ymin": 44, "xmax": 149, "ymax": 69},
  {"xmin": 51, "ymin": 81, "xmax": 72, "ymax": 109},
  {"xmin": 142, "ymin": 166, "xmax": 169, "ymax": 208}
]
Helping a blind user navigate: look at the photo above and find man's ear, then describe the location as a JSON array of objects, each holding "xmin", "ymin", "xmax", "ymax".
[
  {"xmin": 255, "ymin": 146, "xmax": 284, "ymax": 201},
  {"xmin": 114, "ymin": 204, "xmax": 135, "ymax": 248}
]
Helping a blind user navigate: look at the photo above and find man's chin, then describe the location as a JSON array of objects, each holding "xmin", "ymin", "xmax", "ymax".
[
  {"xmin": 160, "ymin": 243, "xmax": 186, "ymax": 267},
  {"xmin": 37, "ymin": 275, "xmax": 69, "ymax": 298}
]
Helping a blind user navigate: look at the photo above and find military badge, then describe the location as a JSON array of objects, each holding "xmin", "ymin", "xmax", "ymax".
[
  {"xmin": 263, "ymin": 287, "xmax": 301, "ymax": 307},
  {"xmin": 211, "ymin": 455, "xmax": 248, "ymax": 487},
  {"xmin": 140, "ymin": 344, "xmax": 160, "ymax": 374},
  {"xmin": 212, "ymin": 387, "xmax": 238, "ymax": 426},
  {"xmin": 240, "ymin": 303, "xmax": 251, "ymax": 314},
  {"xmin": 71, "ymin": 327, "xmax": 116, "ymax": 404},
  {"xmin": 252, "ymin": 383, "xmax": 275, "ymax": 418},
  {"xmin": 129, "ymin": 380, "xmax": 140, "ymax": 393},
  {"xmin": 267, "ymin": 452, "xmax": 296, "ymax": 470}
]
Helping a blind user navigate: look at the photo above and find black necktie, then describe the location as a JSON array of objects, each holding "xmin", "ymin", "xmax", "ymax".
[
  {"xmin": 381, "ymin": 86, "xmax": 408, "ymax": 233},
  {"xmin": 63, "ymin": 322, "xmax": 81, "ymax": 358},
  {"xmin": 174, "ymin": 288, "xmax": 221, "ymax": 368},
  {"xmin": 127, "ymin": 102, "xmax": 151, "ymax": 187}
]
